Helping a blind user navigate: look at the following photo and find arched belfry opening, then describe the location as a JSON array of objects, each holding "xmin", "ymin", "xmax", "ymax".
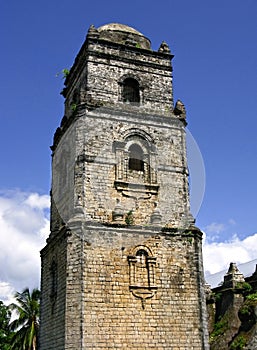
[
  {"xmin": 122, "ymin": 78, "xmax": 140, "ymax": 103},
  {"xmin": 128, "ymin": 144, "xmax": 144, "ymax": 171},
  {"xmin": 113, "ymin": 129, "xmax": 159, "ymax": 195}
]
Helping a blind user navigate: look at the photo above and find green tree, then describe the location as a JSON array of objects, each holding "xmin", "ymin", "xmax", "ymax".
[
  {"xmin": 0, "ymin": 300, "xmax": 13, "ymax": 349},
  {"xmin": 9, "ymin": 288, "xmax": 40, "ymax": 350}
]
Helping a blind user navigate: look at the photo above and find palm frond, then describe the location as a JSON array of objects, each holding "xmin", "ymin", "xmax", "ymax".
[{"xmin": 9, "ymin": 287, "xmax": 40, "ymax": 350}]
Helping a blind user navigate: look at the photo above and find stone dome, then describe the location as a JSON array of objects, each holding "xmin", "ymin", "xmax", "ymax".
[{"xmin": 97, "ymin": 23, "xmax": 151, "ymax": 49}]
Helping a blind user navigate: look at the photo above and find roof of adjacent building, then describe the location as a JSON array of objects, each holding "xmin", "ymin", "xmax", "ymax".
[{"xmin": 205, "ymin": 258, "xmax": 257, "ymax": 287}]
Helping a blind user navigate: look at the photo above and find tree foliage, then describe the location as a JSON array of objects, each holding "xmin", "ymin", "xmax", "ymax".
[
  {"xmin": 9, "ymin": 288, "xmax": 40, "ymax": 350},
  {"xmin": 0, "ymin": 300, "xmax": 13, "ymax": 349}
]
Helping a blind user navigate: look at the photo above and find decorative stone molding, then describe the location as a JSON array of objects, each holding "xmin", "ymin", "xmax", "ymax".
[
  {"xmin": 112, "ymin": 198, "xmax": 124, "ymax": 223},
  {"xmin": 158, "ymin": 41, "xmax": 171, "ymax": 54},
  {"xmin": 114, "ymin": 130, "xmax": 158, "ymax": 201},
  {"xmin": 128, "ymin": 246, "xmax": 157, "ymax": 309},
  {"xmin": 150, "ymin": 202, "xmax": 162, "ymax": 225}
]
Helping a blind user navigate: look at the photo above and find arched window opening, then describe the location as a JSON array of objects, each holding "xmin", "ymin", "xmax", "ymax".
[
  {"xmin": 128, "ymin": 144, "xmax": 144, "ymax": 171},
  {"xmin": 135, "ymin": 249, "xmax": 149, "ymax": 286},
  {"xmin": 136, "ymin": 249, "xmax": 148, "ymax": 265},
  {"xmin": 123, "ymin": 78, "xmax": 140, "ymax": 103}
]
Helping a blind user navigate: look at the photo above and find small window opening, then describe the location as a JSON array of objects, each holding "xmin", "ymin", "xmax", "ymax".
[
  {"xmin": 128, "ymin": 144, "xmax": 144, "ymax": 171},
  {"xmin": 123, "ymin": 78, "xmax": 140, "ymax": 103},
  {"xmin": 136, "ymin": 249, "xmax": 148, "ymax": 265},
  {"xmin": 50, "ymin": 261, "xmax": 57, "ymax": 298}
]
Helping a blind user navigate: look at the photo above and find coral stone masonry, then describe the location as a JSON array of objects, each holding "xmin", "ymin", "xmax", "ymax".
[{"xmin": 39, "ymin": 23, "xmax": 210, "ymax": 349}]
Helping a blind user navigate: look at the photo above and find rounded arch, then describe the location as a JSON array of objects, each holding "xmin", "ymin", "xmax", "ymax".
[
  {"xmin": 123, "ymin": 128, "xmax": 156, "ymax": 152},
  {"xmin": 118, "ymin": 73, "xmax": 142, "ymax": 85},
  {"xmin": 125, "ymin": 137, "xmax": 148, "ymax": 155},
  {"xmin": 131, "ymin": 245, "xmax": 153, "ymax": 257}
]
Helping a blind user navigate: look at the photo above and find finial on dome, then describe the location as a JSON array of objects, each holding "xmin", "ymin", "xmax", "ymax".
[
  {"xmin": 87, "ymin": 24, "xmax": 99, "ymax": 39},
  {"xmin": 158, "ymin": 41, "xmax": 171, "ymax": 54}
]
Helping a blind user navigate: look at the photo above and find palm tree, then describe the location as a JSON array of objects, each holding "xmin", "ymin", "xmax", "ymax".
[{"xmin": 9, "ymin": 288, "xmax": 40, "ymax": 350}]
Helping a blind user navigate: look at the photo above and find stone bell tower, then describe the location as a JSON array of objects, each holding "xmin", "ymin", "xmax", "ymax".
[{"xmin": 40, "ymin": 23, "xmax": 209, "ymax": 349}]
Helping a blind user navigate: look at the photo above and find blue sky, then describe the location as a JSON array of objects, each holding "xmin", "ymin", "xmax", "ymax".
[{"xmin": 1, "ymin": 0, "xmax": 257, "ymax": 300}]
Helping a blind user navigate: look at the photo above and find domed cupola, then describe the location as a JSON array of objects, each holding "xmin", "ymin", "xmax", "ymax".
[{"xmin": 97, "ymin": 23, "xmax": 151, "ymax": 49}]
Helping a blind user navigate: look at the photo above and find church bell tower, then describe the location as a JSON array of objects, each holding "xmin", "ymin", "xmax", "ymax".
[{"xmin": 40, "ymin": 23, "xmax": 209, "ymax": 349}]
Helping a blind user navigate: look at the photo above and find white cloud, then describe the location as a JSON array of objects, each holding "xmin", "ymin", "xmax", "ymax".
[
  {"xmin": 0, "ymin": 189, "xmax": 50, "ymax": 303},
  {"xmin": 205, "ymin": 222, "xmax": 225, "ymax": 234},
  {"xmin": 24, "ymin": 193, "xmax": 50, "ymax": 210},
  {"xmin": 0, "ymin": 282, "xmax": 15, "ymax": 305},
  {"xmin": 203, "ymin": 232, "xmax": 257, "ymax": 275},
  {"xmin": 203, "ymin": 219, "xmax": 237, "ymax": 242}
]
